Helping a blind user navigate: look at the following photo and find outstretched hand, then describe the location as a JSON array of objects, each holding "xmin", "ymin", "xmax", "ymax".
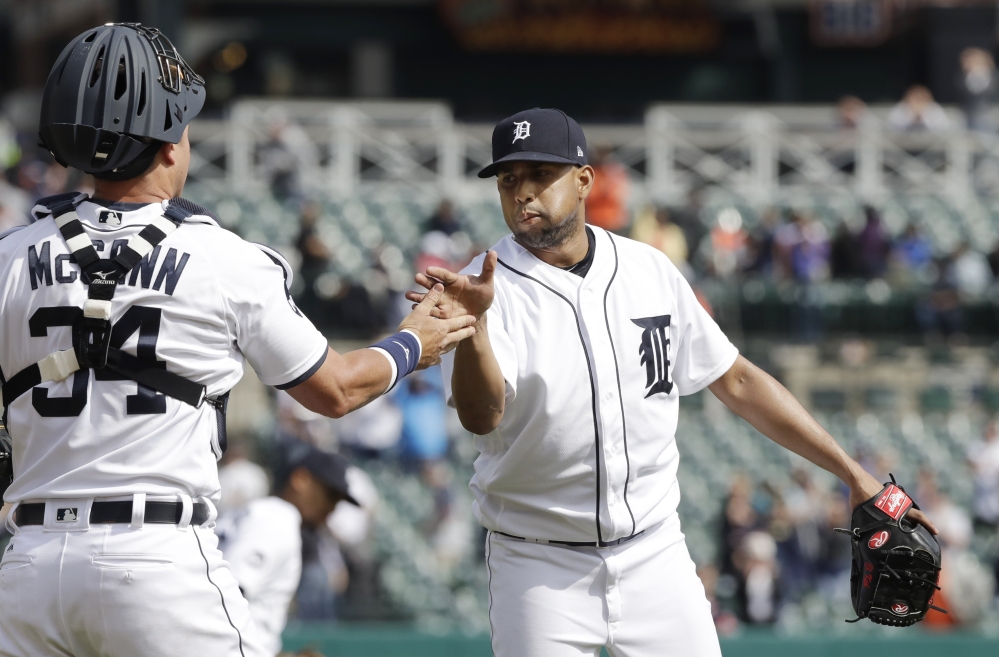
[
  {"xmin": 398, "ymin": 283, "xmax": 477, "ymax": 368},
  {"xmin": 848, "ymin": 470, "xmax": 938, "ymax": 535},
  {"xmin": 405, "ymin": 250, "xmax": 498, "ymax": 320}
]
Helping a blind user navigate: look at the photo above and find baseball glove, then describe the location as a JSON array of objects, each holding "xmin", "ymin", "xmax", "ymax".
[{"xmin": 836, "ymin": 475, "xmax": 946, "ymax": 626}]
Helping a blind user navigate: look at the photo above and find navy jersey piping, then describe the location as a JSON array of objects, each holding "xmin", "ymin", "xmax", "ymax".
[
  {"xmin": 603, "ymin": 234, "xmax": 637, "ymax": 537},
  {"xmin": 193, "ymin": 529, "xmax": 246, "ymax": 656},
  {"xmin": 497, "ymin": 258, "xmax": 605, "ymax": 544},
  {"xmin": 275, "ymin": 349, "xmax": 328, "ymax": 390}
]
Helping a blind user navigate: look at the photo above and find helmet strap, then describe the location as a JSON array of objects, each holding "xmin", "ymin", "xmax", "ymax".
[{"xmin": 92, "ymin": 139, "xmax": 163, "ymax": 181}]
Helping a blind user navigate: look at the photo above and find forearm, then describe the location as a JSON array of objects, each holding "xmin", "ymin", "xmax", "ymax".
[
  {"xmin": 286, "ymin": 347, "xmax": 393, "ymax": 418},
  {"xmin": 708, "ymin": 356, "xmax": 866, "ymax": 488},
  {"xmin": 452, "ymin": 316, "xmax": 506, "ymax": 434}
]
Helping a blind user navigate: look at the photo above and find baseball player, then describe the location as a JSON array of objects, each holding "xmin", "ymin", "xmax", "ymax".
[
  {"xmin": 0, "ymin": 24, "xmax": 475, "ymax": 657},
  {"xmin": 216, "ymin": 440, "xmax": 360, "ymax": 657},
  {"xmin": 408, "ymin": 108, "xmax": 938, "ymax": 657}
]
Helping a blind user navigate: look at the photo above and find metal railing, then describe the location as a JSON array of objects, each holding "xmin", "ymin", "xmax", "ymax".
[{"xmin": 187, "ymin": 100, "xmax": 999, "ymax": 209}]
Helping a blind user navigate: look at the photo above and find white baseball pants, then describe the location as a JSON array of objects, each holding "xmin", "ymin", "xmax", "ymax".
[
  {"xmin": 485, "ymin": 514, "xmax": 722, "ymax": 657},
  {"xmin": 0, "ymin": 499, "xmax": 266, "ymax": 657}
]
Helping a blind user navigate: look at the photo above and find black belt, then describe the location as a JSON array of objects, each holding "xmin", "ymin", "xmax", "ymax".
[
  {"xmin": 495, "ymin": 530, "xmax": 644, "ymax": 548},
  {"xmin": 15, "ymin": 500, "xmax": 209, "ymax": 526}
]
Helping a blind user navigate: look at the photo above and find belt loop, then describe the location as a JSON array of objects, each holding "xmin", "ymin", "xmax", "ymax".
[
  {"xmin": 200, "ymin": 498, "xmax": 218, "ymax": 528},
  {"xmin": 6, "ymin": 502, "xmax": 20, "ymax": 535},
  {"xmin": 129, "ymin": 493, "xmax": 146, "ymax": 529},
  {"xmin": 177, "ymin": 494, "xmax": 193, "ymax": 530}
]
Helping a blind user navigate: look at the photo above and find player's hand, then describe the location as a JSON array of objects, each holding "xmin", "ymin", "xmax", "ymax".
[
  {"xmin": 405, "ymin": 251, "xmax": 497, "ymax": 320},
  {"xmin": 398, "ymin": 283, "xmax": 477, "ymax": 368},
  {"xmin": 848, "ymin": 470, "xmax": 938, "ymax": 535}
]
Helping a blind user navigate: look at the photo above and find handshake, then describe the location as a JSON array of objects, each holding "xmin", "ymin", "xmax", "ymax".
[{"xmin": 395, "ymin": 251, "xmax": 499, "ymax": 369}]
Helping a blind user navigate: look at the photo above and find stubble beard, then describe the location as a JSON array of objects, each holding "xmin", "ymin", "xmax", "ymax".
[{"xmin": 514, "ymin": 206, "xmax": 581, "ymax": 250}]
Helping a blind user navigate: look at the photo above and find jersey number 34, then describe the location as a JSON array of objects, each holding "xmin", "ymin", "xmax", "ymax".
[{"xmin": 28, "ymin": 305, "xmax": 168, "ymax": 417}]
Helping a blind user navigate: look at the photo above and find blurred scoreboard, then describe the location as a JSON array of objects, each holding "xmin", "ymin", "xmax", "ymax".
[{"xmin": 811, "ymin": 0, "xmax": 892, "ymax": 47}]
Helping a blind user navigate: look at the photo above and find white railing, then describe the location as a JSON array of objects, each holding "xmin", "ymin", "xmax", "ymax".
[{"xmin": 187, "ymin": 100, "xmax": 999, "ymax": 209}]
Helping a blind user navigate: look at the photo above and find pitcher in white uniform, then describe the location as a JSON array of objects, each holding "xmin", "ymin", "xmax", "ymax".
[
  {"xmin": 408, "ymin": 108, "xmax": 938, "ymax": 657},
  {"xmin": 0, "ymin": 24, "xmax": 476, "ymax": 657}
]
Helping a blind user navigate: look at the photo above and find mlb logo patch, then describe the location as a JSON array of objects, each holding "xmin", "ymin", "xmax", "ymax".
[
  {"xmin": 56, "ymin": 507, "xmax": 78, "ymax": 522},
  {"xmin": 98, "ymin": 210, "xmax": 122, "ymax": 226}
]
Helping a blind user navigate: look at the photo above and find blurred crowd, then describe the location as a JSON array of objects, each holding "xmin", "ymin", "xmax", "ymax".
[{"xmin": 701, "ymin": 422, "xmax": 999, "ymax": 632}]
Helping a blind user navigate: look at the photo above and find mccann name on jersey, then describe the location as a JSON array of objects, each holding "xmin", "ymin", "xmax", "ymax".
[{"xmin": 27, "ymin": 239, "xmax": 190, "ymax": 295}]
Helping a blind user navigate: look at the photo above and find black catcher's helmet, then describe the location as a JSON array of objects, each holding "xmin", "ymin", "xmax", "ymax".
[{"xmin": 39, "ymin": 23, "xmax": 206, "ymax": 180}]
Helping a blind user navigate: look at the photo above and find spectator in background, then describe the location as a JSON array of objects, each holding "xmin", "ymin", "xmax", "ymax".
[
  {"xmin": 836, "ymin": 95, "xmax": 868, "ymax": 131},
  {"xmin": 776, "ymin": 469, "xmax": 825, "ymax": 603},
  {"xmin": 888, "ymin": 85, "xmax": 950, "ymax": 132},
  {"xmin": 893, "ymin": 223, "xmax": 933, "ymax": 274},
  {"xmin": 258, "ymin": 113, "xmax": 319, "ymax": 201},
  {"xmin": 829, "ymin": 220, "xmax": 860, "ymax": 279},
  {"xmin": 745, "ymin": 208, "xmax": 780, "ymax": 277},
  {"xmin": 294, "ymin": 200, "xmax": 331, "ymax": 319},
  {"xmin": 735, "ymin": 531, "xmax": 779, "ymax": 625},
  {"xmin": 968, "ymin": 420, "xmax": 999, "ymax": 529},
  {"xmin": 947, "ymin": 241, "xmax": 993, "ymax": 299},
  {"xmin": 959, "ymin": 48, "xmax": 997, "ymax": 132},
  {"xmin": 708, "ymin": 207, "xmax": 748, "ymax": 279},
  {"xmin": 396, "ymin": 367, "xmax": 449, "ymax": 466},
  {"xmin": 775, "ymin": 212, "xmax": 829, "ymax": 340},
  {"xmin": 720, "ymin": 474, "xmax": 761, "ymax": 579},
  {"xmin": 631, "ymin": 205, "xmax": 689, "ymax": 269},
  {"xmin": 585, "ymin": 146, "xmax": 630, "ymax": 233},
  {"xmin": 774, "ymin": 212, "xmax": 830, "ymax": 284},
  {"xmin": 856, "ymin": 206, "xmax": 891, "ymax": 279},
  {"xmin": 424, "ymin": 200, "xmax": 462, "ymax": 235}
]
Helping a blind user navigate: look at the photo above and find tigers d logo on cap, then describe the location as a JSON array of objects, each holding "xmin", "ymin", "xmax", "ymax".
[{"xmin": 478, "ymin": 107, "xmax": 588, "ymax": 178}]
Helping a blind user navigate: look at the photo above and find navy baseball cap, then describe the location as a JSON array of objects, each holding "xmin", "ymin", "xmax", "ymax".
[
  {"xmin": 478, "ymin": 108, "xmax": 588, "ymax": 178},
  {"xmin": 276, "ymin": 439, "xmax": 361, "ymax": 506}
]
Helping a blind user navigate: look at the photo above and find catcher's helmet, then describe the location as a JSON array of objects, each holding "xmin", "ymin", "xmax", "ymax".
[{"xmin": 39, "ymin": 23, "xmax": 206, "ymax": 180}]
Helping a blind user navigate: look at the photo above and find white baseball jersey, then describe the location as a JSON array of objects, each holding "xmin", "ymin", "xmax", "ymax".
[
  {"xmin": 216, "ymin": 497, "xmax": 302, "ymax": 657},
  {"xmin": 441, "ymin": 226, "xmax": 738, "ymax": 543},
  {"xmin": 0, "ymin": 199, "xmax": 329, "ymax": 504}
]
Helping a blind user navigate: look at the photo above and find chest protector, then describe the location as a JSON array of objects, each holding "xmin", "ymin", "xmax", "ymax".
[{"xmin": 0, "ymin": 193, "xmax": 207, "ymax": 415}]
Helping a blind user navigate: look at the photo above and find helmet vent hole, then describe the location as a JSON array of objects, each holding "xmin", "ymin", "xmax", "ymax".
[
  {"xmin": 137, "ymin": 71, "xmax": 147, "ymax": 116},
  {"xmin": 114, "ymin": 56, "xmax": 127, "ymax": 100},
  {"xmin": 84, "ymin": 31, "xmax": 97, "ymax": 43},
  {"xmin": 89, "ymin": 45, "xmax": 106, "ymax": 87},
  {"xmin": 163, "ymin": 98, "xmax": 173, "ymax": 132}
]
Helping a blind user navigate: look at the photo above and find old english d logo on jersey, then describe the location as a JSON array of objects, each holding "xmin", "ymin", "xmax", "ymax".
[{"xmin": 632, "ymin": 315, "xmax": 673, "ymax": 398}]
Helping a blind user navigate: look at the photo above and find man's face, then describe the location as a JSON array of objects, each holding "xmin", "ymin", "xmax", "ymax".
[{"xmin": 495, "ymin": 161, "xmax": 592, "ymax": 250}]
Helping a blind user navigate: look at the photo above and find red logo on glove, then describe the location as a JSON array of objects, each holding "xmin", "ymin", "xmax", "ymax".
[
  {"xmin": 868, "ymin": 530, "xmax": 890, "ymax": 549},
  {"xmin": 874, "ymin": 485, "xmax": 913, "ymax": 521},
  {"xmin": 891, "ymin": 603, "xmax": 909, "ymax": 615},
  {"xmin": 863, "ymin": 574, "xmax": 873, "ymax": 588}
]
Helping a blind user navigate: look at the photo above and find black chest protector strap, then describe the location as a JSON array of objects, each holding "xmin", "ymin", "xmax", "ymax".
[{"xmin": 0, "ymin": 197, "xmax": 206, "ymax": 411}]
